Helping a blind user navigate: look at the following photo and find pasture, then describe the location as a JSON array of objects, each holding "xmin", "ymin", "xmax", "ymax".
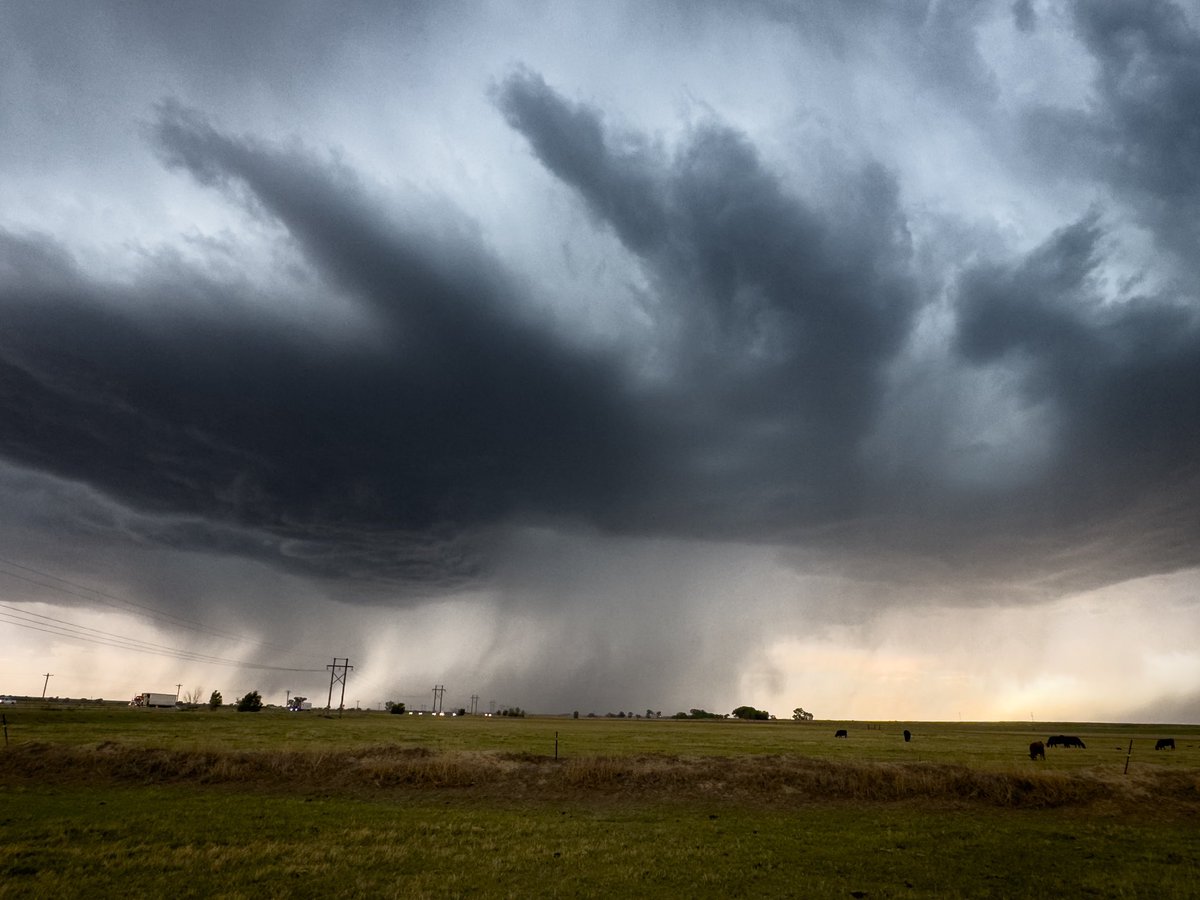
[{"xmin": 2, "ymin": 705, "xmax": 1198, "ymax": 898}]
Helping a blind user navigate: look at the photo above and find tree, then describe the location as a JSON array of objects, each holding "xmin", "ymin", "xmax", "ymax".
[
  {"xmin": 236, "ymin": 690, "xmax": 263, "ymax": 712},
  {"xmin": 792, "ymin": 707, "xmax": 814, "ymax": 721},
  {"xmin": 208, "ymin": 690, "xmax": 223, "ymax": 710},
  {"xmin": 732, "ymin": 705, "xmax": 770, "ymax": 720},
  {"xmin": 385, "ymin": 700, "xmax": 406, "ymax": 715},
  {"xmin": 181, "ymin": 686, "xmax": 204, "ymax": 706}
]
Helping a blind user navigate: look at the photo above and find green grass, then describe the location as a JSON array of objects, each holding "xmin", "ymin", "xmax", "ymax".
[
  {"xmin": 7, "ymin": 705, "xmax": 1198, "ymax": 770},
  {"xmin": 2, "ymin": 706, "xmax": 1198, "ymax": 897},
  {"xmin": 2, "ymin": 784, "xmax": 1197, "ymax": 898}
]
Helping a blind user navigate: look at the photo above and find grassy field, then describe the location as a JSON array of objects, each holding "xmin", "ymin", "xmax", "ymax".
[{"xmin": 2, "ymin": 705, "xmax": 1198, "ymax": 898}]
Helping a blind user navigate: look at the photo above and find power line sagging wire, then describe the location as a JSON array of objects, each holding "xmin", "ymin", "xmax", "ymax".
[
  {"xmin": 0, "ymin": 604, "xmax": 322, "ymax": 671},
  {"xmin": 0, "ymin": 559, "xmax": 325, "ymax": 672},
  {"xmin": 0, "ymin": 556, "xmax": 295, "ymax": 651}
]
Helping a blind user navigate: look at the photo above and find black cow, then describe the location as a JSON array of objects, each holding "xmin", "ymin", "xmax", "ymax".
[
  {"xmin": 1047, "ymin": 735, "xmax": 1086, "ymax": 749},
  {"xmin": 1029, "ymin": 740, "xmax": 1045, "ymax": 761},
  {"xmin": 1155, "ymin": 738, "xmax": 1175, "ymax": 751},
  {"xmin": 835, "ymin": 729, "xmax": 848, "ymax": 738},
  {"xmin": 903, "ymin": 729, "xmax": 911, "ymax": 743}
]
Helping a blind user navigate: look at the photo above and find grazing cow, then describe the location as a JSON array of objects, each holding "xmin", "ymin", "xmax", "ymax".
[
  {"xmin": 835, "ymin": 729, "xmax": 848, "ymax": 738},
  {"xmin": 1047, "ymin": 735, "xmax": 1085, "ymax": 749},
  {"xmin": 1155, "ymin": 738, "xmax": 1176, "ymax": 751},
  {"xmin": 903, "ymin": 729, "xmax": 911, "ymax": 743},
  {"xmin": 1029, "ymin": 740, "xmax": 1045, "ymax": 761}
]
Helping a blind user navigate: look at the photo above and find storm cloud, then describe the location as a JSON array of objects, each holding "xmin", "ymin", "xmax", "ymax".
[{"xmin": 1, "ymin": 1, "xmax": 1197, "ymax": 720}]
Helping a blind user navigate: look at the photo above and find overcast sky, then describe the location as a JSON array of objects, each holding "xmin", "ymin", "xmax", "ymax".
[{"xmin": 2, "ymin": 1, "xmax": 1198, "ymax": 722}]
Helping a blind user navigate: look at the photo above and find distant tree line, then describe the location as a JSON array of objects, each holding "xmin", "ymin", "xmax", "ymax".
[
  {"xmin": 585, "ymin": 710, "xmax": 657, "ymax": 718},
  {"xmin": 672, "ymin": 708, "xmax": 725, "ymax": 719},
  {"xmin": 667, "ymin": 706, "xmax": 777, "ymax": 720}
]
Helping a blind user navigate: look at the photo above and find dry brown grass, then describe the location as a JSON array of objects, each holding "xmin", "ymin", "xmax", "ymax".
[{"xmin": 5, "ymin": 741, "xmax": 1198, "ymax": 814}]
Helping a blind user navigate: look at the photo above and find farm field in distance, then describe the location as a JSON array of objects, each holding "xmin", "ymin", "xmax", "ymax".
[{"xmin": 2, "ymin": 705, "xmax": 1198, "ymax": 898}]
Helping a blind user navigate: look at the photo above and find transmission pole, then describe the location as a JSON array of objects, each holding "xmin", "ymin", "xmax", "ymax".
[
  {"xmin": 470, "ymin": 694, "xmax": 479, "ymax": 716},
  {"xmin": 41, "ymin": 673, "xmax": 52, "ymax": 699},
  {"xmin": 326, "ymin": 658, "xmax": 353, "ymax": 717},
  {"xmin": 432, "ymin": 684, "xmax": 445, "ymax": 714}
]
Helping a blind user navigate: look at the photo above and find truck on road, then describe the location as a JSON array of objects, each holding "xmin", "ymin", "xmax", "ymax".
[{"xmin": 130, "ymin": 692, "xmax": 177, "ymax": 708}]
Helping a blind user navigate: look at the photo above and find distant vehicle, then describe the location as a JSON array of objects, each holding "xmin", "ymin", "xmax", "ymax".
[
  {"xmin": 286, "ymin": 697, "xmax": 312, "ymax": 711},
  {"xmin": 130, "ymin": 692, "xmax": 177, "ymax": 708}
]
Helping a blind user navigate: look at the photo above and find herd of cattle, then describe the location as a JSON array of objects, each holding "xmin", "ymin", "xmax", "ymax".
[
  {"xmin": 1028, "ymin": 735, "xmax": 1177, "ymax": 759},
  {"xmin": 828, "ymin": 729, "xmax": 1178, "ymax": 759}
]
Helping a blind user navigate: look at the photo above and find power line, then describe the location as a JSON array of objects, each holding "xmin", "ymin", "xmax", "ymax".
[
  {"xmin": 0, "ymin": 605, "xmax": 325, "ymax": 672},
  {"xmin": 0, "ymin": 557, "xmax": 294, "ymax": 652}
]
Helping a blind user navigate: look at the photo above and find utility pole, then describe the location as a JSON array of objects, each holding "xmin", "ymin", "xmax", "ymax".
[
  {"xmin": 470, "ymin": 694, "xmax": 479, "ymax": 716},
  {"xmin": 176, "ymin": 683, "xmax": 182, "ymax": 700},
  {"xmin": 326, "ymin": 658, "xmax": 353, "ymax": 717},
  {"xmin": 41, "ymin": 673, "xmax": 53, "ymax": 699},
  {"xmin": 432, "ymin": 684, "xmax": 445, "ymax": 714}
]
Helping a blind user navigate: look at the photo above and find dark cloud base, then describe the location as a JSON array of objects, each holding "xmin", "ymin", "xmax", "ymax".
[{"xmin": 2, "ymin": 4, "xmax": 1200, "ymax": 607}]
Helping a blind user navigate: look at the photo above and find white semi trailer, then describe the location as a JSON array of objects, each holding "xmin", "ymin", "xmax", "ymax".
[{"xmin": 131, "ymin": 692, "xmax": 177, "ymax": 708}]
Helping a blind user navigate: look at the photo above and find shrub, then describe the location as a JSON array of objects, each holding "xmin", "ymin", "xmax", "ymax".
[
  {"xmin": 235, "ymin": 691, "xmax": 263, "ymax": 712},
  {"xmin": 208, "ymin": 690, "xmax": 223, "ymax": 710}
]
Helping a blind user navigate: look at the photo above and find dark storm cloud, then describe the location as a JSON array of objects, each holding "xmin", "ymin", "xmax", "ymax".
[
  {"xmin": 496, "ymin": 69, "xmax": 918, "ymax": 528},
  {"xmin": 1025, "ymin": 0, "xmax": 1200, "ymax": 265},
  {"xmin": 3, "ymin": 33, "xmax": 1200, "ymax": 601},
  {"xmin": 952, "ymin": 212, "xmax": 1200, "ymax": 579},
  {"xmin": 944, "ymin": 1, "xmax": 1200, "ymax": 580},
  {"xmin": 3, "ymin": 80, "xmax": 926, "ymax": 588},
  {"xmin": 0, "ymin": 107, "xmax": 653, "ymax": 584},
  {"xmin": 1012, "ymin": 0, "xmax": 1037, "ymax": 33}
]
